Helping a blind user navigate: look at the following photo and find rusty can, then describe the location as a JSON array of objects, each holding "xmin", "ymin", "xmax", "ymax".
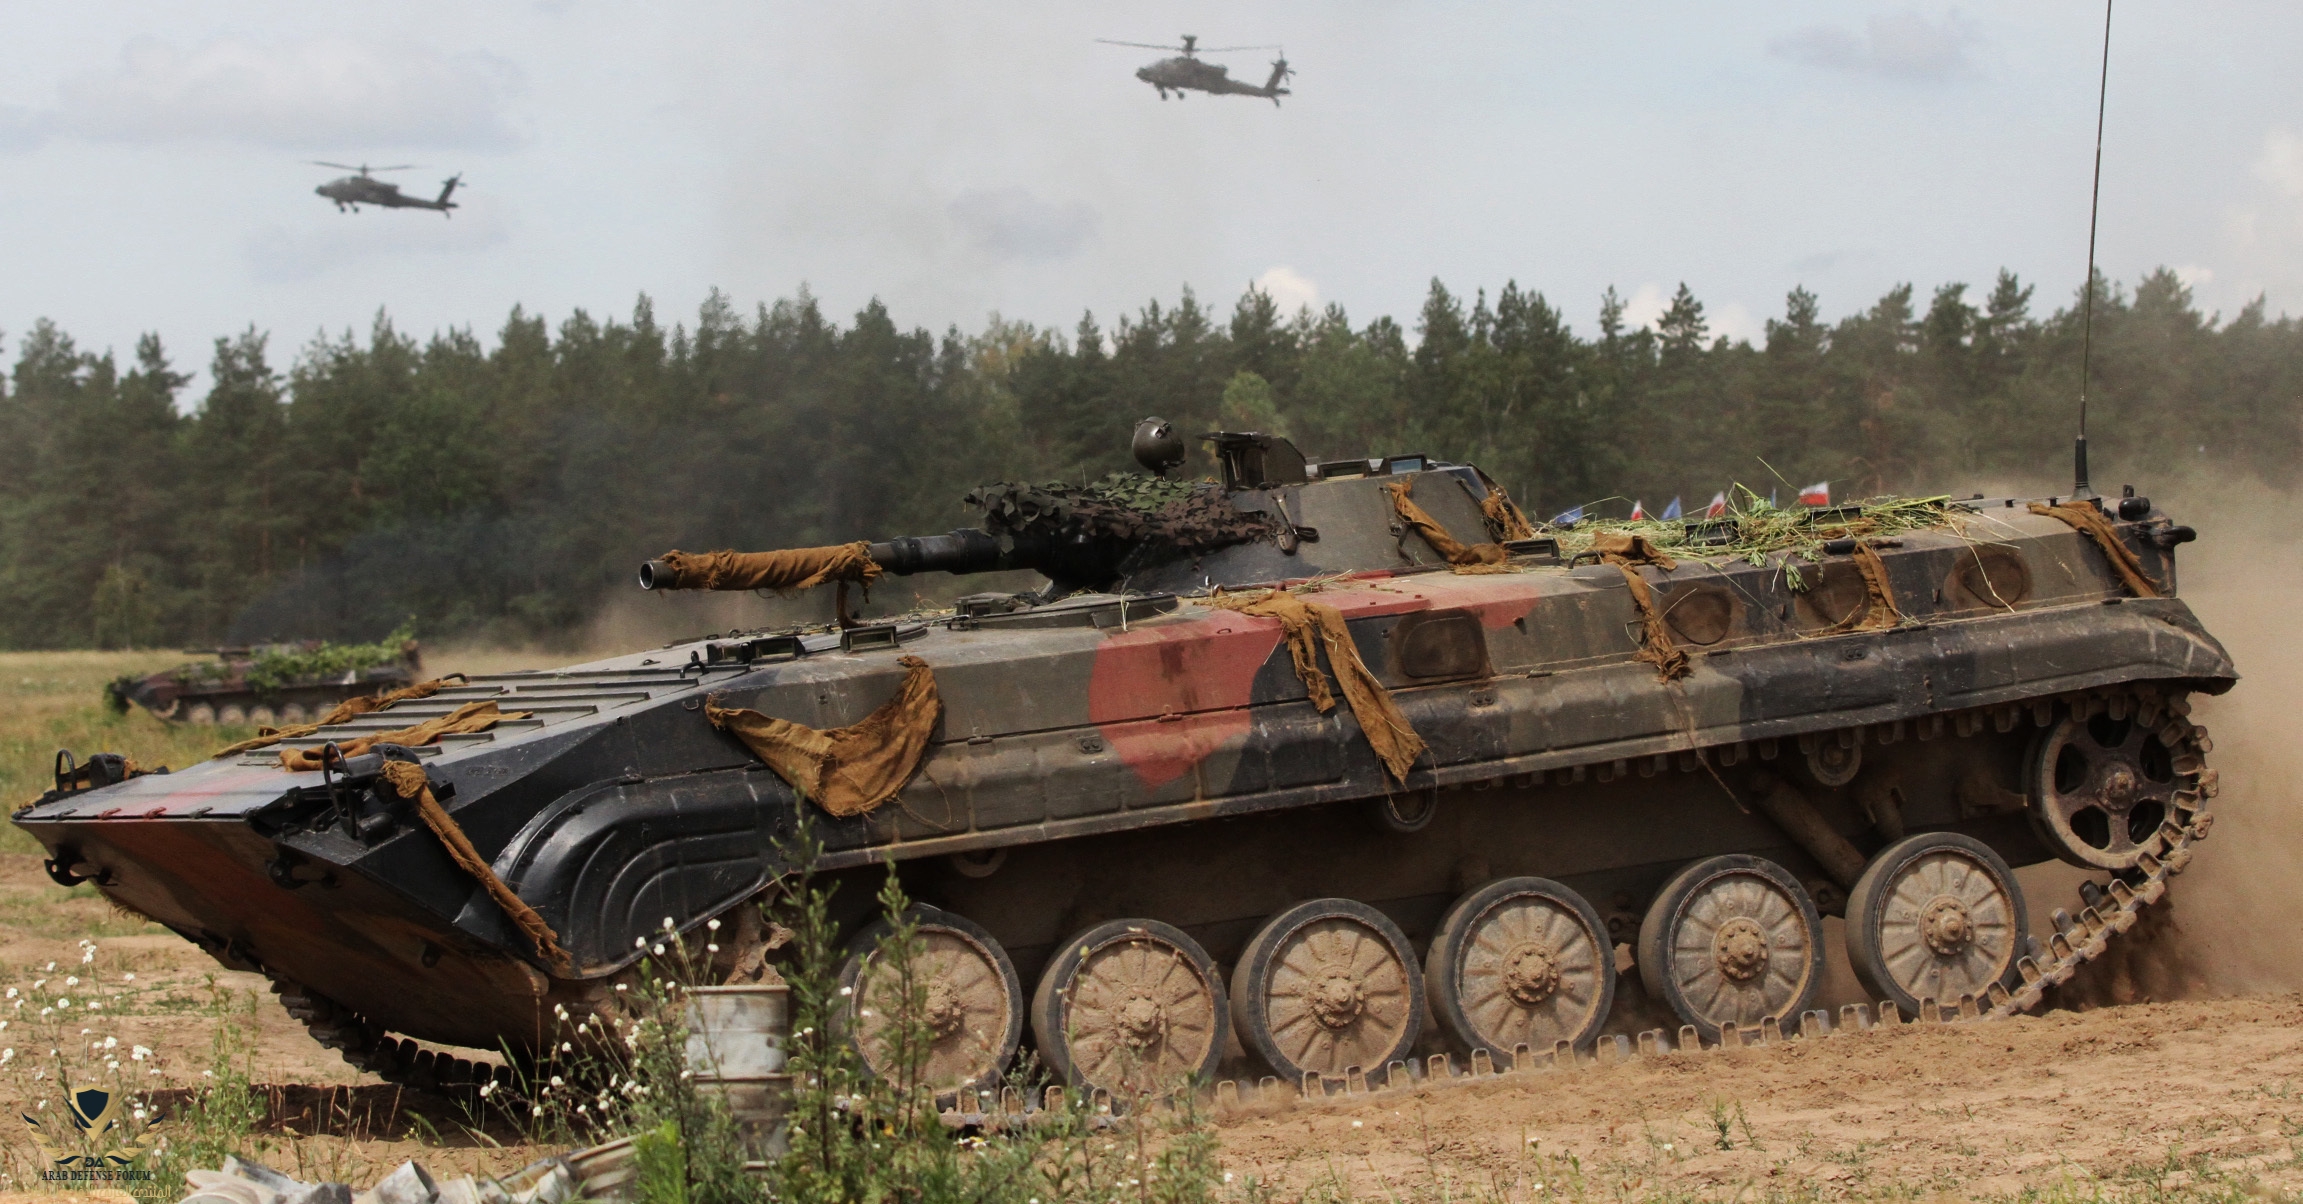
[{"xmin": 684, "ymin": 984, "xmax": 792, "ymax": 1161}]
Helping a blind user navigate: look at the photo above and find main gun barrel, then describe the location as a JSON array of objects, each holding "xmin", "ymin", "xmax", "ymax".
[{"xmin": 638, "ymin": 529, "xmax": 1048, "ymax": 592}]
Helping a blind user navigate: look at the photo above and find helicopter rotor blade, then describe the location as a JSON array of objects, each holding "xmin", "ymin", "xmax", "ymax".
[
  {"xmin": 1194, "ymin": 44, "xmax": 1283, "ymax": 53},
  {"xmin": 1095, "ymin": 39, "xmax": 1184, "ymax": 51},
  {"xmin": 311, "ymin": 161, "xmax": 364, "ymax": 171}
]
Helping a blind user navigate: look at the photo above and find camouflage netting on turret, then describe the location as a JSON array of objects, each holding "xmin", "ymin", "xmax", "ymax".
[{"xmin": 965, "ymin": 473, "xmax": 1273, "ymax": 569}]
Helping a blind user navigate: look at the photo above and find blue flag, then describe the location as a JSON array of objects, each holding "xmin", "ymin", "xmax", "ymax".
[
  {"xmin": 1551, "ymin": 505, "xmax": 1584, "ymax": 526},
  {"xmin": 1661, "ymin": 496, "xmax": 1683, "ymax": 520}
]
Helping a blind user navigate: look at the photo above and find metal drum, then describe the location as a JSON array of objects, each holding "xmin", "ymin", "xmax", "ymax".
[{"xmin": 683, "ymin": 984, "xmax": 793, "ymax": 1161}]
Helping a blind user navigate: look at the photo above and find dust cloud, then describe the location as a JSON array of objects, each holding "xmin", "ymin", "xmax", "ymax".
[{"xmin": 2122, "ymin": 476, "xmax": 2303, "ymax": 995}]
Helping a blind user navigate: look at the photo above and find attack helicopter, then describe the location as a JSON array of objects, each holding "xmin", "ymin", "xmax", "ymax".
[
  {"xmin": 312, "ymin": 163, "xmax": 462, "ymax": 215},
  {"xmin": 1097, "ymin": 35, "xmax": 1294, "ymax": 105}
]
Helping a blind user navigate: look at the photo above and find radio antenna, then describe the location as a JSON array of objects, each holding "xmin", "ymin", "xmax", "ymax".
[{"xmin": 2072, "ymin": 0, "xmax": 2113, "ymax": 503}]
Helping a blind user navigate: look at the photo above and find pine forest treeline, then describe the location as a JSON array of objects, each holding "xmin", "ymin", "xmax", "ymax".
[{"xmin": 1, "ymin": 269, "xmax": 2297, "ymax": 649}]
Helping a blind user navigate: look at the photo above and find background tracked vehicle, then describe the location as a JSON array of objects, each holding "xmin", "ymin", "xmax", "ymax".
[
  {"xmin": 17, "ymin": 426, "xmax": 2231, "ymax": 1099},
  {"xmin": 105, "ymin": 638, "xmax": 424, "ymax": 726}
]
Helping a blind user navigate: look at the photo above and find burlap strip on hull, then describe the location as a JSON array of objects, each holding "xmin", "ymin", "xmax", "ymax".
[
  {"xmin": 1381, "ymin": 479, "xmax": 1512, "ymax": 571},
  {"xmin": 1590, "ymin": 532, "xmax": 1691, "ymax": 682},
  {"xmin": 378, "ymin": 760, "xmax": 569, "ymax": 971},
  {"xmin": 704, "ymin": 655, "xmax": 941, "ymax": 818},
  {"xmin": 1813, "ymin": 542, "xmax": 1904, "ymax": 634},
  {"xmin": 213, "ymin": 675, "xmax": 470, "ymax": 759},
  {"xmin": 274, "ymin": 699, "xmax": 532, "ymax": 771},
  {"xmin": 1480, "ymin": 487, "xmax": 1538, "ymax": 542},
  {"xmin": 651, "ymin": 544, "xmax": 882, "ymax": 593},
  {"xmin": 2029, "ymin": 501, "xmax": 2162, "ymax": 598},
  {"xmin": 1201, "ymin": 590, "xmax": 1426, "ymax": 782}
]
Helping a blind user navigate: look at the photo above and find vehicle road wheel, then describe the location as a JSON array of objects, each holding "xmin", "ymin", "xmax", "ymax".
[
  {"xmin": 1637, "ymin": 855, "xmax": 1823, "ymax": 1045},
  {"xmin": 186, "ymin": 703, "xmax": 217, "ymax": 725},
  {"xmin": 2028, "ymin": 710, "xmax": 2179, "ymax": 871},
  {"xmin": 1231, "ymin": 898, "xmax": 1424, "ymax": 1083},
  {"xmin": 1030, "ymin": 919, "xmax": 1227, "ymax": 1096},
  {"xmin": 1846, "ymin": 832, "xmax": 2028, "ymax": 1015},
  {"xmin": 836, "ymin": 905, "xmax": 1022, "ymax": 1094},
  {"xmin": 279, "ymin": 703, "xmax": 310, "ymax": 725},
  {"xmin": 1425, "ymin": 877, "xmax": 1614, "ymax": 1060},
  {"xmin": 217, "ymin": 704, "xmax": 248, "ymax": 725},
  {"xmin": 248, "ymin": 705, "xmax": 277, "ymax": 726}
]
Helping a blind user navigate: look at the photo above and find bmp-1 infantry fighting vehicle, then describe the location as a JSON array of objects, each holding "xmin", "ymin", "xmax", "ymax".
[
  {"xmin": 106, "ymin": 638, "xmax": 424, "ymax": 726},
  {"xmin": 16, "ymin": 424, "xmax": 2231, "ymax": 1098}
]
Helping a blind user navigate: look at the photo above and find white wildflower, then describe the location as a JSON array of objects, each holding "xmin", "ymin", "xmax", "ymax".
[
  {"xmin": 122, "ymin": 974, "xmax": 134, "ymax": 982},
  {"xmin": 105, "ymin": 1060, "xmax": 118, "ymax": 1071},
  {"xmin": 839, "ymin": 986, "xmax": 852, "ymax": 997},
  {"xmin": 131, "ymin": 1046, "xmax": 149, "ymax": 1061},
  {"xmin": 0, "ymin": 1049, "xmax": 12, "ymax": 1064},
  {"xmin": 706, "ymin": 944, "xmax": 719, "ymax": 953},
  {"xmin": 662, "ymin": 917, "xmax": 675, "ymax": 931},
  {"xmin": 636, "ymin": 937, "xmax": 647, "ymax": 950},
  {"xmin": 86, "ymin": 1003, "xmax": 99, "ymax": 1011},
  {"xmin": 103, "ymin": 1037, "xmax": 116, "ymax": 1049},
  {"xmin": 54, "ymin": 999, "xmax": 68, "ymax": 1009},
  {"xmin": 651, "ymin": 944, "xmax": 664, "ymax": 956},
  {"xmin": 4, "ymin": 988, "xmax": 15, "ymax": 999},
  {"xmin": 550, "ymin": 1075, "xmax": 565, "ymax": 1087},
  {"xmin": 706, "ymin": 918, "xmax": 721, "ymax": 932},
  {"xmin": 64, "ymin": 977, "xmax": 77, "ymax": 988},
  {"xmin": 614, "ymin": 984, "xmax": 628, "ymax": 993}
]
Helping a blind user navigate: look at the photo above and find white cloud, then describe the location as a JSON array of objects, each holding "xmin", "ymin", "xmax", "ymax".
[
  {"xmin": 1709, "ymin": 302, "xmax": 1763, "ymax": 345},
  {"xmin": 1618, "ymin": 282, "xmax": 1669, "ymax": 331},
  {"xmin": 2174, "ymin": 264, "xmax": 2216, "ymax": 290},
  {"xmin": 241, "ymin": 197, "xmax": 511, "ymax": 283},
  {"xmin": 1254, "ymin": 265, "xmax": 1320, "ymax": 314},
  {"xmin": 4, "ymin": 36, "xmax": 523, "ymax": 153},
  {"xmin": 1772, "ymin": 9, "xmax": 1979, "ymax": 83},
  {"xmin": 945, "ymin": 188, "xmax": 1098, "ymax": 262},
  {"xmin": 2255, "ymin": 130, "xmax": 2303, "ymax": 199}
]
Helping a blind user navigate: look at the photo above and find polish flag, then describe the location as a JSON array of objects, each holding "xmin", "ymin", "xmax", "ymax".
[
  {"xmin": 1629, "ymin": 500, "xmax": 1647, "ymax": 520},
  {"xmin": 1799, "ymin": 481, "xmax": 1831, "ymax": 506},
  {"xmin": 1551, "ymin": 505, "xmax": 1584, "ymax": 526},
  {"xmin": 1704, "ymin": 491, "xmax": 1729, "ymax": 519},
  {"xmin": 1661, "ymin": 496, "xmax": 1683, "ymax": 520}
]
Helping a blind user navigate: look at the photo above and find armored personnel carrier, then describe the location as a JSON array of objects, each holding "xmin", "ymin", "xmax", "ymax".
[
  {"xmin": 106, "ymin": 638, "xmax": 423, "ymax": 726},
  {"xmin": 17, "ymin": 425, "xmax": 2230, "ymax": 1098}
]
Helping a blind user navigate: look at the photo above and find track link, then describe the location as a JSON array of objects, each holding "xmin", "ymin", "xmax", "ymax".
[{"xmin": 268, "ymin": 977, "xmax": 516, "ymax": 1095}]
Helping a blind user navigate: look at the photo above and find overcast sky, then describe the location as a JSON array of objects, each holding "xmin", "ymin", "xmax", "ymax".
[{"xmin": 3, "ymin": 1, "xmax": 2299, "ymax": 387}]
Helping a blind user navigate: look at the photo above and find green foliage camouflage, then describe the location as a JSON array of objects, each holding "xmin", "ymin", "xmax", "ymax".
[
  {"xmin": 241, "ymin": 622, "xmax": 415, "ymax": 693},
  {"xmin": 0, "ymin": 268, "xmax": 2295, "ymax": 648}
]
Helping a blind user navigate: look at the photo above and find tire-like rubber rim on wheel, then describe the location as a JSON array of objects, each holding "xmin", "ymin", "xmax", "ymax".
[
  {"xmin": 1636, "ymin": 854, "xmax": 1823, "ymax": 1046},
  {"xmin": 1425, "ymin": 876, "xmax": 1615, "ymax": 1060},
  {"xmin": 1029, "ymin": 918, "xmax": 1228, "ymax": 1095},
  {"xmin": 1230, "ymin": 897, "xmax": 1425, "ymax": 1083},
  {"xmin": 836, "ymin": 904, "xmax": 1022, "ymax": 1093},
  {"xmin": 1845, "ymin": 831, "xmax": 2028, "ymax": 1015}
]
